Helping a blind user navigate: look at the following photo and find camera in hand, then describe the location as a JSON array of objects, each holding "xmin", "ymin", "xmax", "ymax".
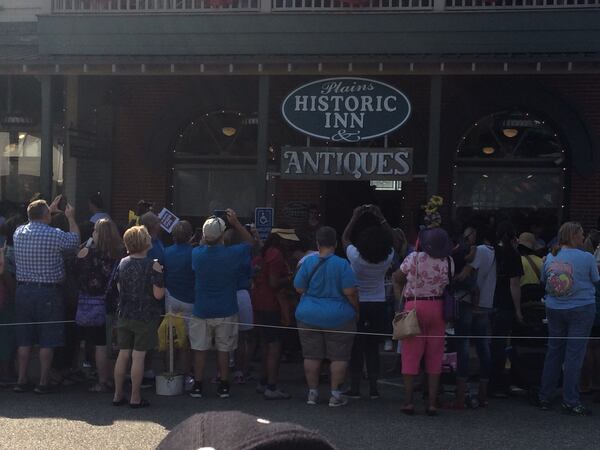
[{"xmin": 213, "ymin": 209, "xmax": 228, "ymax": 224}]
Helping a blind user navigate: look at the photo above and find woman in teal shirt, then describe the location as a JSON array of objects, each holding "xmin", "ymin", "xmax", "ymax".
[{"xmin": 294, "ymin": 226, "xmax": 358, "ymax": 408}]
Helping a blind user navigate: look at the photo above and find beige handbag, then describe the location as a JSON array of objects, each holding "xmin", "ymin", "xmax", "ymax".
[{"xmin": 392, "ymin": 254, "xmax": 421, "ymax": 340}]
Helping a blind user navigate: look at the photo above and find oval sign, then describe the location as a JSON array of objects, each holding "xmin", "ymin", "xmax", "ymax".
[{"xmin": 281, "ymin": 77, "xmax": 411, "ymax": 143}]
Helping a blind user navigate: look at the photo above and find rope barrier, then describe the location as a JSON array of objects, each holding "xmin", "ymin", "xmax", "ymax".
[{"xmin": 1, "ymin": 313, "xmax": 598, "ymax": 341}]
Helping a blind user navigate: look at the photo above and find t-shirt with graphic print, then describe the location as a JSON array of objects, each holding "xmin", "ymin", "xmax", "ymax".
[
  {"xmin": 400, "ymin": 251, "xmax": 455, "ymax": 299},
  {"xmin": 542, "ymin": 248, "xmax": 599, "ymax": 310}
]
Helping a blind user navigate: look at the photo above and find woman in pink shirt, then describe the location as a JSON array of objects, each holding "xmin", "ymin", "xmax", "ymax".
[{"xmin": 392, "ymin": 227, "xmax": 454, "ymax": 416}]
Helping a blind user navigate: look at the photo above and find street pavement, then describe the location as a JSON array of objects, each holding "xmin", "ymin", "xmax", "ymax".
[{"xmin": 1, "ymin": 362, "xmax": 600, "ymax": 450}]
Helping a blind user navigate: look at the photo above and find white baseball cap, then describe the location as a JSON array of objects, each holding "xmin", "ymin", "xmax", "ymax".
[{"xmin": 203, "ymin": 217, "xmax": 226, "ymax": 242}]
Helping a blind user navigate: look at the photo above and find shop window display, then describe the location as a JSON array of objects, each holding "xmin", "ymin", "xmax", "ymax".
[
  {"xmin": 171, "ymin": 110, "xmax": 258, "ymax": 219},
  {"xmin": 453, "ymin": 110, "xmax": 565, "ymax": 229},
  {"xmin": 0, "ymin": 131, "xmax": 64, "ymax": 204}
]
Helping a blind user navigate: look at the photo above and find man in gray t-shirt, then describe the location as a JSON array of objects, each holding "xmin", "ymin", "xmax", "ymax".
[{"xmin": 453, "ymin": 226, "xmax": 496, "ymax": 408}]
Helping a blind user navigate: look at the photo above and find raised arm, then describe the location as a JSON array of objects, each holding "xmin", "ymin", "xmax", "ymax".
[
  {"xmin": 227, "ymin": 209, "xmax": 254, "ymax": 245},
  {"xmin": 342, "ymin": 206, "xmax": 365, "ymax": 251}
]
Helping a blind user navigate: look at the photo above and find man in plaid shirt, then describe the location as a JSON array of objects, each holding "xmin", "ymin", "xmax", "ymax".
[{"xmin": 13, "ymin": 196, "xmax": 80, "ymax": 394}]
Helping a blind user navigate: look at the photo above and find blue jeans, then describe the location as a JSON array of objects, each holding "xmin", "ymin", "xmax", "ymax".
[
  {"xmin": 15, "ymin": 284, "xmax": 65, "ymax": 348},
  {"xmin": 456, "ymin": 302, "xmax": 492, "ymax": 380},
  {"xmin": 539, "ymin": 304, "xmax": 596, "ymax": 407},
  {"xmin": 490, "ymin": 309, "xmax": 515, "ymax": 393}
]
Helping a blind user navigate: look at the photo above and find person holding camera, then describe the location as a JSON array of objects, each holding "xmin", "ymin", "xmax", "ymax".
[
  {"xmin": 188, "ymin": 209, "xmax": 254, "ymax": 399},
  {"xmin": 342, "ymin": 205, "xmax": 395, "ymax": 399}
]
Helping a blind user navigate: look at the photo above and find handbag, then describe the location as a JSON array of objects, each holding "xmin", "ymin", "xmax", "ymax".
[
  {"xmin": 442, "ymin": 256, "xmax": 457, "ymax": 322},
  {"xmin": 392, "ymin": 253, "xmax": 421, "ymax": 340},
  {"xmin": 75, "ymin": 259, "xmax": 118, "ymax": 327},
  {"xmin": 75, "ymin": 294, "xmax": 106, "ymax": 327}
]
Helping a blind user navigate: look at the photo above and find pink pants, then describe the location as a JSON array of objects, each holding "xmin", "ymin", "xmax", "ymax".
[{"xmin": 401, "ymin": 300, "xmax": 445, "ymax": 375}]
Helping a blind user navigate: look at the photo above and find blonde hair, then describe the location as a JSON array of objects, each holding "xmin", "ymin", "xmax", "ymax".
[
  {"xmin": 552, "ymin": 221, "xmax": 583, "ymax": 256},
  {"xmin": 123, "ymin": 225, "xmax": 152, "ymax": 255},
  {"xmin": 95, "ymin": 219, "xmax": 124, "ymax": 260}
]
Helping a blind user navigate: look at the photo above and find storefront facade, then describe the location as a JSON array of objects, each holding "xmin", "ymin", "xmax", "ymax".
[{"xmin": 1, "ymin": 4, "xmax": 600, "ymax": 238}]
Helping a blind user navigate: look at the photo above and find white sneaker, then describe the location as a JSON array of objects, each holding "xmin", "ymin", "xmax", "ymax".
[
  {"xmin": 329, "ymin": 395, "xmax": 348, "ymax": 407},
  {"xmin": 307, "ymin": 391, "xmax": 319, "ymax": 405},
  {"xmin": 264, "ymin": 388, "xmax": 291, "ymax": 400}
]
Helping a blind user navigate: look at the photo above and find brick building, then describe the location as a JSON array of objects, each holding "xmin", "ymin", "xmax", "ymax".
[{"xmin": 1, "ymin": 2, "xmax": 600, "ymax": 241}]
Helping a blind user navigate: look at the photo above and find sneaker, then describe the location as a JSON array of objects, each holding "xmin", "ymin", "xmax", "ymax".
[
  {"xmin": 256, "ymin": 382, "xmax": 267, "ymax": 394},
  {"xmin": 562, "ymin": 403, "xmax": 593, "ymax": 416},
  {"xmin": 264, "ymin": 387, "xmax": 291, "ymax": 400},
  {"xmin": 13, "ymin": 382, "xmax": 33, "ymax": 393},
  {"xmin": 34, "ymin": 384, "xmax": 57, "ymax": 395},
  {"xmin": 539, "ymin": 400, "xmax": 552, "ymax": 411},
  {"xmin": 369, "ymin": 386, "xmax": 380, "ymax": 399},
  {"xmin": 341, "ymin": 389, "xmax": 361, "ymax": 399},
  {"xmin": 329, "ymin": 395, "xmax": 348, "ymax": 407},
  {"xmin": 189, "ymin": 381, "xmax": 203, "ymax": 398},
  {"xmin": 184, "ymin": 376, "xmax": 195, "ymax": 392},
  {"xmin": 140, "ymin": 377, "xmax": 154, "ymax": 390},
  {"xmin": 217, "ymin": 382, "xmax": 230, "ymax": 399},
  {"xmin": 384, "ymin": 340, "xmax": 393, "ymax": 352},
  {"xmin": 233, "ymin": 371, "xmax": 246, "ymax": 385},
  {"xmin": 307, "ymin": 391, "xmax": 319, "ymax": 405}
]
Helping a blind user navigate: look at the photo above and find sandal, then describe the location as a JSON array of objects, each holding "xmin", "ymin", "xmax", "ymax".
[
  {"xmin": 112, "ymin": 398, "xmax": 128, "ymax": 406},
  {"xmin": 130, "ymin": 398, "xmax": 150, "ymax": 409},
  {"xmin": 89, "ymin": 383, "xmax": 112, "ymax": 393},
  {"xmin": 426, "ymin": 407, "xmax": 439, "ymax": 417},
  {"xmin": 401, "ymin": 404, "xmax": 415, "ymax": 415},
  {"xmin": 443, "ymin": 399, "xmax": 466, "ymax": 410}
]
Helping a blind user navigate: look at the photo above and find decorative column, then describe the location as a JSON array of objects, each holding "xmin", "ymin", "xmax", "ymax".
[
  {"xmin": 40, "ymin": 75, "xmax": 54, "ymax": 201},
  {"xmin": 256, "ymin": 75, "xmax": 270, "ymax": 207},
  {"xmin": 427, "ymin": 75, "xmax": 442, "ymax": 197}
]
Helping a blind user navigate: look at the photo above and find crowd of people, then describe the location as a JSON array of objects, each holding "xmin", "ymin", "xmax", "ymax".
[{"xmin": 0, "ymin": 193, "xmax": 599, "ymax": 417}]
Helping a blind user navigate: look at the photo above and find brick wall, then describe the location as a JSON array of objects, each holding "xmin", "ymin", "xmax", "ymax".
[
  {"xmin": 108, "ymin": 74, "xmax": 600, "ymax": 233},
  {"xmin": 541, "ymin": 75, "xmax": 600, "ymax": 229},
  {"xmin": 111, "ymin": 77, "xmax": 187, "ymax": 223}
]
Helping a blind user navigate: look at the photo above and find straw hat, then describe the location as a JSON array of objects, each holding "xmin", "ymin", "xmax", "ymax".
[
  {"xmin": 518, "ymin": 232, "xmax": 542, "ymax": 251},
  {"xmin": 270, "ymin": 228, "xmax": 300, "ymax": 241}
]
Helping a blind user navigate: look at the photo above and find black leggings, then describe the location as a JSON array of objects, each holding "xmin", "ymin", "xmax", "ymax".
[{"xmin": 350, "ymin": 302, "xmax": 386, "ymax": 382}]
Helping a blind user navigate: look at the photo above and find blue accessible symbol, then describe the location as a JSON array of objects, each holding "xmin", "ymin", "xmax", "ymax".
[{"xmin": 255, "ymin": 207, "xmax": 274, "ymax": 241}]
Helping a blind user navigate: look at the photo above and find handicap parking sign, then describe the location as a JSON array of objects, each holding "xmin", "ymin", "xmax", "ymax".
[{"xmin": 255, "ymin": 207, "xmax": 274, "ymax": 241}]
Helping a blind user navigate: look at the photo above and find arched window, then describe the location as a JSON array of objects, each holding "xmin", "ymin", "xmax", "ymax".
[
  {"xmin": 453, "ymin": 110, "xmax": 566, "ymax": 228},
  {"xmin": 456, "ymin": 110, "xmax": 565, "ymax": 162},
  {"xmin": 170, "ymin": 110, "xmax": 258, "ymax": 220}
]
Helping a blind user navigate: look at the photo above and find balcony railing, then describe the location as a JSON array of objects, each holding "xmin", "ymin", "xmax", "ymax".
[
  {"xmin": 50, "ymin": 0, "xmax": 600, "ymax": 12},
  {"xmin": 445, "ymin": 0, "xmax": 600, "ymax": 9},
  {"xmin": 51, "ymin": 0, "xmax": 261, "ymax": 12}
]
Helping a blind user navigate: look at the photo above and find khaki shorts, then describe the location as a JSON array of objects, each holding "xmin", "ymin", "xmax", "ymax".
[
  {"xmin": 189, "ymin": 314, "xmax": 239, "ymax": 352},
  {"xmin": 297, "ymin": 319, "xmax": 356, "ymax": 362}
]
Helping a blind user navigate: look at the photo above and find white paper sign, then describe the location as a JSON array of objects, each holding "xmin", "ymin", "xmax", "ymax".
[{"xmin": 158, "ymin": 208, "xmax": 180, "ymax": 234}]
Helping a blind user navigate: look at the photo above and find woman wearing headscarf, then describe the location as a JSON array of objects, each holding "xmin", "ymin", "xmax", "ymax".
[{"xmin": 392, "ymin": 227, "xmax": 454, "ymax": 416}]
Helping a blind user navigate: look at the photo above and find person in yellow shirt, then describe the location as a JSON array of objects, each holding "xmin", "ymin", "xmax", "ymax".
[{"xmin": 517, "ymin": 232, "xmax": 544, "ymax": 303}]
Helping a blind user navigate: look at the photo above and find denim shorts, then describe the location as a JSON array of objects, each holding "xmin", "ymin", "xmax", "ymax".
[{"xmin": 15, "ymin": 284, "xmax": 65, "ymax": 348}]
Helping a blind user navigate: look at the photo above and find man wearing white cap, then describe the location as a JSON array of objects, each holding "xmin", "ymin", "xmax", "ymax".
[{"xmin": 188, "ymin": 209, "xmax": 254, "ymax": 399}]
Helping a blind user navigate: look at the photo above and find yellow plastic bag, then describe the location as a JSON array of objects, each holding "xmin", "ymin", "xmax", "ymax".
[{"xmin": 158, "ymin": 313, "xmax": 188, "ymax": 352}]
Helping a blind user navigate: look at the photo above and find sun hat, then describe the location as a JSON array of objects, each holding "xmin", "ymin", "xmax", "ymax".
[
  {"xmin": 156, "ymin": 411, "xmax": 336, "ymax": 450},
  {"xmin": 203, "ymin": 216, "xmax": 226, "ymax": 242},
  {"xmin": 271, "ymin": 228, "xmax": 300, "ymax": 241},
  {"xmin": 419, "ymin": 227, "xmax": 453, "ymax": 259},
  {"xmin": 518, "ymin": 232, "xmax": 542, "ymax": 251}
]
